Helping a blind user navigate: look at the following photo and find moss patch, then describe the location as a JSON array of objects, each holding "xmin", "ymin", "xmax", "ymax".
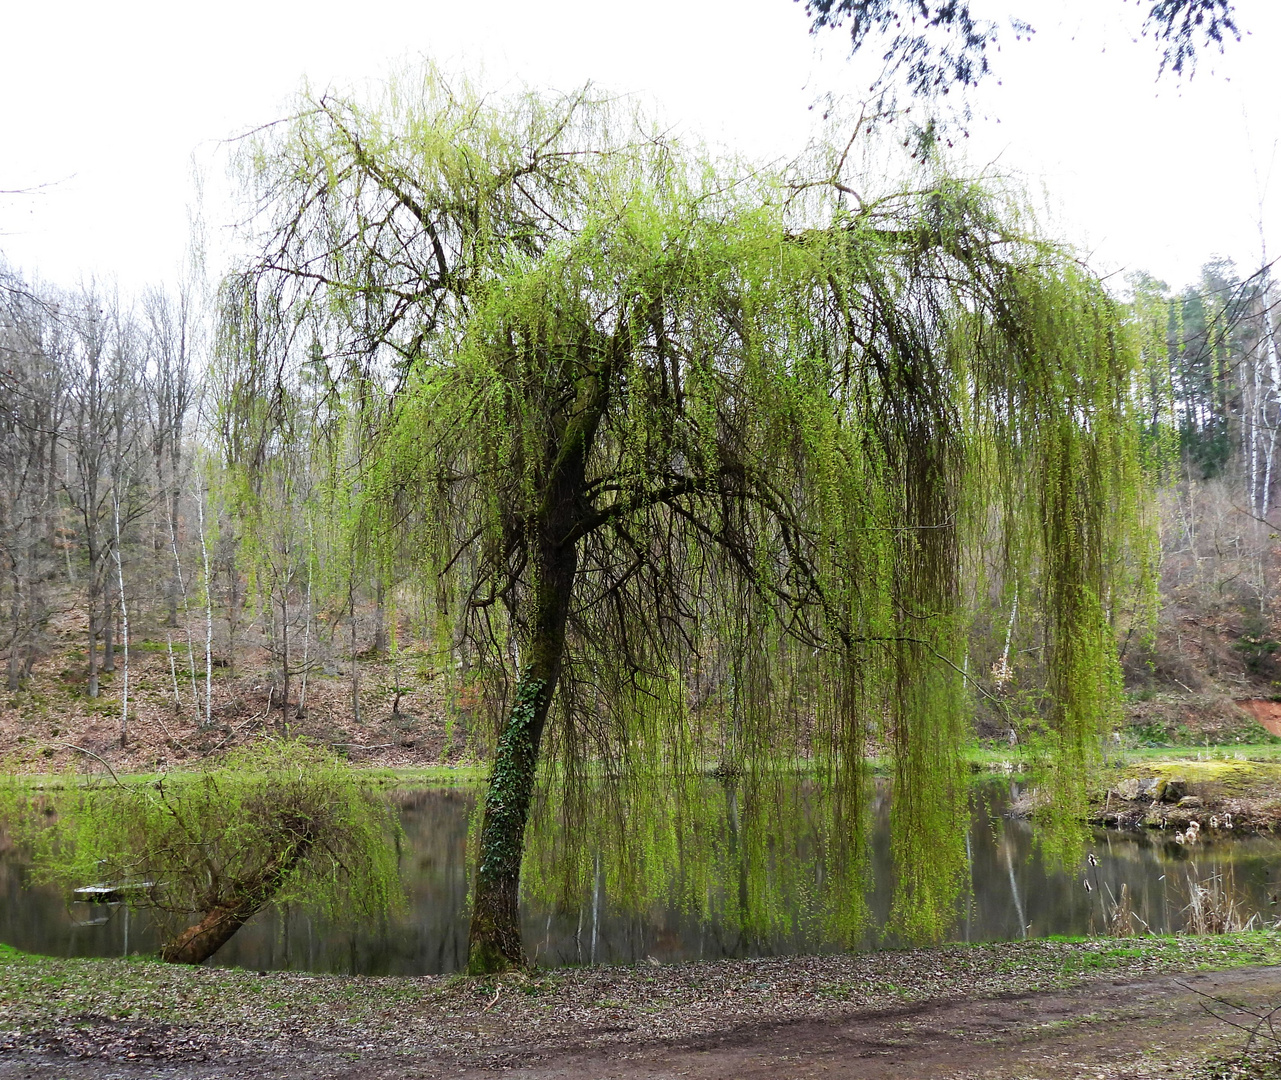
[{"xmin": 1123, "ymin": 758, "xmax": 1281, "ymax": 796}]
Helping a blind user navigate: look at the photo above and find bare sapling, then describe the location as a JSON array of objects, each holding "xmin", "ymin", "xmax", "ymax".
[
  {"xmin": 297, "ymin": 560, "xmax": 312, "ymax": 718},
  {"xmin": 112, "ymin": 490, "xmax": 128, "ymax": 747},
  {"xmin": 166, "ymin": 491, "xmax": 200, "ymax": 712}
]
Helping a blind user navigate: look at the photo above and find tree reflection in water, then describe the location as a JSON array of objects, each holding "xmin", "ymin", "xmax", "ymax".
[{"xmin": 1, "ymin": 781, "xmax": 1277, "ymax": 974}]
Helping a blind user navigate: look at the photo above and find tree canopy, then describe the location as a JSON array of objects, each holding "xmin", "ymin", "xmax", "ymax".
[
  {"xmin": 801, "ymin": 0, "xmax": 1241, "ymax": 97},
  {"xmin": 230, "ymin": 69, "xmax": 1153, "ymax": 971}
]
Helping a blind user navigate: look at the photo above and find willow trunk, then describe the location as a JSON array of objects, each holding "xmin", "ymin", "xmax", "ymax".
[
  {"xmin": 160, "ymin": 901, "xmax": 261, "ymax": 964},
  {"xmin": 160, "ymin": 841, "xmax": 314, "ymax": 965},
  {"xmin": 466, "ymin": 539, "xmax": 577, "ymax": 973}
]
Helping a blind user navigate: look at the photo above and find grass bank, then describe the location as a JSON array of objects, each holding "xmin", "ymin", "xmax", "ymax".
[
  {"xmin": 5, "ymin": 743, "xmax": 1280, "ymax": 791},
  {"xmin": 1083, "ymin": 746, "xmax": 1281, "ymax": 834}
]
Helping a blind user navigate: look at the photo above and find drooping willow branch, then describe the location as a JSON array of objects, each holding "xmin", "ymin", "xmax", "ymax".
[{"xmin": 226, "ymin": 67, "xmax": 1156, "ymax": 959}]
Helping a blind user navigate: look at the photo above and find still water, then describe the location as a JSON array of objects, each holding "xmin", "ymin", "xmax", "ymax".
[{"xmin": 1, "ymin": 783, "xmax": 1278, "ymax": 974}]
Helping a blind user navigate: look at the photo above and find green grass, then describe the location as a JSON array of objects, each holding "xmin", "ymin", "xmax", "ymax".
[
  {"xmin": 134, "ymin": 639, "xmax": 177, "ymax": 653},
  {"xmin": 6, "ymin": 743, "xmax": 1280, "ymax": 793},
  {"xmin": 1119, "ymin": 743, "xmax": 1281, "ymax": 764},
  {"xmin": 968, "ymin": 930, "xmax": 1281, "ymax": 978},
  {"xmin": 357, "ymin": 764, "xmax": 489, "ymax": 786}
]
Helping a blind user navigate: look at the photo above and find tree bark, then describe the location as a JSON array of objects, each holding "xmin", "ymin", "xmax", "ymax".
[
  {"xmin": 227, "ymin": 553, "xmax": 241, "ymax": 678},
  {"xmin": 466, "ymin": 538, "xmax": 577, "ymax": 974},
  {"xmin": 160, "ymin": 901, "xmax": 261, "ymax": 965},
  {"xmin": 349, "ymin": 584, "xmax": 361, "ymax": 725},
  {"xmin": 160, "ymin": 837, "xmax": 314, "ymax": 965},
  {"xmin": 166, "ymin": 487, "xmax": 181, "ymax": 627},
  {"xmin": 279, "ymin": 590, "xmax": 290, "ymax": 733},
  {"xmin": 6, "ymin": 601, "xmax": 22, "ymax": 692},
  {"xmin": 87, "ymin": 603, "xmax": 100, "ymax": 699},
  {"xmin": 102, "ymin": 598, "xmax": 115, "ymax": 673},
  {"xmin": 373, "ymin": 578, "xmax": 387, "ymax": 656},
  {"xmin": 466, "ymin": 340, "xmax": 615, "ymax": 973}
]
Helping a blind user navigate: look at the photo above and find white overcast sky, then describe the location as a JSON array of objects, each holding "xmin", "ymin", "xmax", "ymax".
[{"xmin": 1, "ymin": 0, "xmax": 1278, "ymax": 295}]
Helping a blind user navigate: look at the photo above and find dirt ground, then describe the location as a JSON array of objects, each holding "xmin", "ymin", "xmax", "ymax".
[
  {"xmin": 2, "ymin": 966, "xmax": 1279, "ymax": 1079},
  {"xmin": 4, "ymin": 941, "xmax": 1281, "ymax": 1080},
  {"xmin": 6, "ymin": 593, "xmax": 1281, "ymax": 780},
  {"xmin": 447, "ymin": 967, "xmax": 1281, "ymax": 1080},
  {"xmin": 1238, "ymin": 701, "xmax": 1281, "ymax": 739}
]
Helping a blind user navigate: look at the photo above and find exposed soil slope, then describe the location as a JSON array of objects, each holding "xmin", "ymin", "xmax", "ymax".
[{"xmin": 1, "ymin": 606, "xmax": 463, "ymax": 773}]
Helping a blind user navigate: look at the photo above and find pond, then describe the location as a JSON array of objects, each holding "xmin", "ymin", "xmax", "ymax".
[{"xmin": 1, "ymin": 782, "xmax": 1278, "ymax": 975}]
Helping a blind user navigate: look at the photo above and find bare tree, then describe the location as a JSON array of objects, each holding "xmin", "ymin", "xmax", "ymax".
[
  {"xmin": 143, "ymin": 285, "xmax": 199, "ymax": 626},
  {"xmin": 59, "ymin": 289, "xmax": 152, "ymax": 715},
  {"xmin": 0, "ymin": 265, "xmax": 66, "ymax": 690}
]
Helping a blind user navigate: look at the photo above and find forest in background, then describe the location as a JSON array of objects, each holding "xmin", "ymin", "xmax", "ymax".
[{"xmin": 2, "ymin": 249, "xmax": 1280, "ymax": 770}]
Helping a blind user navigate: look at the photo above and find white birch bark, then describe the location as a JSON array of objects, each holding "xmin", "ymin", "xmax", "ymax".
[
  {"xmin": 196, "ymin": 481, "xmax": 213, "ymax": 729},
  {"xmin": 166, "ymin": 493, "xmax": 200, "ymax": 710}
]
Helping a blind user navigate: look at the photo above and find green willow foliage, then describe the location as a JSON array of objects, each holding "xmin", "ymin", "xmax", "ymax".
[
  {"xmin": 12, "ymin": 742, "xmax": 402, "ymax": 960},
  {"xmin": 234, "ymin": 69, "xmax": 1151, "ymax": 948},
  {"xmin": 521, "ymin": 773, "xmax": 881, "ymax": 950}
]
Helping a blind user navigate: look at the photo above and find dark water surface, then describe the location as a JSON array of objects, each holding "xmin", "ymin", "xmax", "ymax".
[{"xmin": 2, "ymin": 783, "xmax": 1278, "ymax": 975}]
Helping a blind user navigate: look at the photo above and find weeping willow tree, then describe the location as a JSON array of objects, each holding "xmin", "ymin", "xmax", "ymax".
[
  {"xmin": 231, "ymin": 69, "xmax": 1149, "ymax": 973},
  {"xmin": 8, "ymin": 742, "xmax": 402, "ymax": 965}
]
